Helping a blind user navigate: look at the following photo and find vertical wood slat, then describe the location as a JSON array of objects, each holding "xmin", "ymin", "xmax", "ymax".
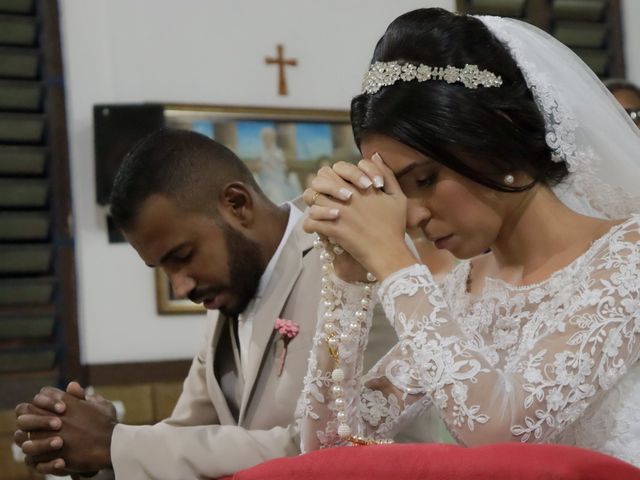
[
  {"xmin": 526, "ymin": 0, "xmax": 552, "ymax": 30},
  {"xmin": 607, "ymin": 0, "xmax": 625, "ymax": 77},
  {"xmin": 0, "ymin": 0, "xmax": 80, "ymax": 412},
  {"xmin": 40, "ymin": 0, "xmax": 81, "ymax": 384}
]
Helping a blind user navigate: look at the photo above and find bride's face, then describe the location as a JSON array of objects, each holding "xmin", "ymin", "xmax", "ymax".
[{"xmin": 360, "ymin": 134, "xmax": 509, "ymax": 259}]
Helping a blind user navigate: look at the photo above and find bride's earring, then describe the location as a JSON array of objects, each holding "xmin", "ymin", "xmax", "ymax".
[{"xmin": 504, "ymin": 174, "xmax": 515, "ymax": 185}]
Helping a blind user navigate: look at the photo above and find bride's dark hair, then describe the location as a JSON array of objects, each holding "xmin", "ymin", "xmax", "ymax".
[{"xmin": 351, "ymin": 8, "xmax": 569, "ymax": 192}]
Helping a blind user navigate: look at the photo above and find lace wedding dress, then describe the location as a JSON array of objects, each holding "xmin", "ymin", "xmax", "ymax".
[{"xmin": 298, "ymin": 215, "xmax": 640, "ymax": 466}]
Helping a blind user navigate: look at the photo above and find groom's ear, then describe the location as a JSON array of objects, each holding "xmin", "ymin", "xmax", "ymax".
[{"xmin": 218, "ymin": 182, "xmax": 256, "ymax": 228}]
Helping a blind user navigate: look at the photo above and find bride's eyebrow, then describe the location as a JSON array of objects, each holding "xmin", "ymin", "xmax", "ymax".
[{"xmin": 395, "ymin": 159, "xmax": 433, "ymax": 179}]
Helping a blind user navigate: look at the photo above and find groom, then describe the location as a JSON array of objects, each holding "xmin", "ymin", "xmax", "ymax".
[{"xmin": 14, "ymin": 129, "xmax": 327, "ymax": 479}]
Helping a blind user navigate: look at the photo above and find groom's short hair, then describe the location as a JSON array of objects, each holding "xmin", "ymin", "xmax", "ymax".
[{"xmin": 109, "ymin": 128, "xmax": 264, "ymax": 231}]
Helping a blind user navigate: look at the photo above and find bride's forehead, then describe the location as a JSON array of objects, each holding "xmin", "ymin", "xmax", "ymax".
[{"xmin": 360, "ymin": 134, "xmax": 430, "ymax": 167}]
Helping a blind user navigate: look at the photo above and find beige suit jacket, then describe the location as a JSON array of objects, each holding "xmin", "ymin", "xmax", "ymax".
[{"xmin": 110, "ymin": 214, "xmax": 321, "ymax": 479}]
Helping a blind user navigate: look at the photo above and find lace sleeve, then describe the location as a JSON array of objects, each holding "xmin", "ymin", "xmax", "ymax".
[
  {"xmin": 300, "ymin": 221, "xmax": 640, "ymax": 450},
  {"xmin": 373, "ymin": 224, "xmax": 640, "ymax": 445},
  {"xmin": 296, "ymin": 274, "xmax": 376, "ymax": 452}
]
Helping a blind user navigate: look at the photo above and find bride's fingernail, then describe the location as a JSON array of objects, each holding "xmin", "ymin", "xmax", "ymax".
[
  {"xmin": 372, "ymin": 152, "xmax": 383, "ymax": 163},
  {"xmin": 358, "ymin": 176, "xmax": 373, "ymax": 189},
  {"xmin": 373, "ymin": 176, "xmax": 384, "ymax": 188},
  {"xmin": 339, "ymin": 188, "xmax": 353, "ymax": 200},
  {"xmin": 329, "ymin": 208, "xmax": 340, "ymax": 218}
]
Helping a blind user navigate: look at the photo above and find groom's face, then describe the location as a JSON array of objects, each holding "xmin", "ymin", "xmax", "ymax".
[{"xmin": 125, "ymin": 194, "xmax": 264, "ymax": 316}]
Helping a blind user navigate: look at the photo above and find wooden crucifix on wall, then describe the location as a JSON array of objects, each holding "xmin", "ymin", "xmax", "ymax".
[{"xmin": 265, "ymin": 44, "xmax": 297, "ymax": 96}]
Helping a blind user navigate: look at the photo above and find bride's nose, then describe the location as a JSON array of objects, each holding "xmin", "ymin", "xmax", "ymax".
[{"xmin": 406, "ymin": 197, "xmax": 431, "ymax": 230}]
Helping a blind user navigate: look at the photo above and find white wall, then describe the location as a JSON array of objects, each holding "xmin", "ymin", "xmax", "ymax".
[
  {"xmin": 58, "ymin": 0, "xmax": 453, "ymax": 364},
  {"xmin": 59, "ymin": 0, "xmax": 640, "ymax": 365},
  {"xmin": 623, "ymin": 0, "xmax": 640, "ymax": 84}
]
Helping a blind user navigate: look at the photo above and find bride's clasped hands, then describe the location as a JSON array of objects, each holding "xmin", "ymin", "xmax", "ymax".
[{"xmin": 302, "ymin": 154, "xmax": 416, "ymax": 283}]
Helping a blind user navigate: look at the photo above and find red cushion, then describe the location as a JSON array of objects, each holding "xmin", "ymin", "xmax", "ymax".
[{"xmin": 220, "ymin": 443, "xmax": 640, "ymax": 480}]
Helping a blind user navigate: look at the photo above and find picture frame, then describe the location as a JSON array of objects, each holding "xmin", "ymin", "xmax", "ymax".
[
  {"xmin": 153, "ymin": 104, "xmax": 358, "ymax": 314},
  {"xmin": 163, "ymin": 104, "xmax": 359, "ymax": 205},
  {"xmin": 155, "ymin": 268, "xmax": 206, "ymax": 314}
]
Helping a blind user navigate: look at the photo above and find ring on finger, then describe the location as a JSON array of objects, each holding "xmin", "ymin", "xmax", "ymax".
[
  {"xmin": 311, "ymin": 191, "xmax": 321, "ymax": 205},
  {"xmin": 27, "ymin": 431, "xmax": 31, "ymax": 441}
]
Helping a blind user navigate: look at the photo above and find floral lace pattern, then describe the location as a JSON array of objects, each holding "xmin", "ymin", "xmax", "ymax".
[{"xmin": 298, "ymin": 216, "xmax": 640, "ymax": 465}]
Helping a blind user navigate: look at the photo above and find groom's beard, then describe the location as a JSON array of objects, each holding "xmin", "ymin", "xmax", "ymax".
[{"xmin": 218, "ymin": 222, "xmax": 264, "ymax": 317}]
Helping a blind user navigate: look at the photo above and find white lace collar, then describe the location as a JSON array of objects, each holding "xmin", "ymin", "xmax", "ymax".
[{"xmin": 452, "ymin": 214, "xmax": 640, "ymax": 296}]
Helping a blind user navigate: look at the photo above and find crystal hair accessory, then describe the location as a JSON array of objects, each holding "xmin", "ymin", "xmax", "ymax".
[{"xmin": 361, "ymin": 61, "xmax": 503, "ymax": 94}]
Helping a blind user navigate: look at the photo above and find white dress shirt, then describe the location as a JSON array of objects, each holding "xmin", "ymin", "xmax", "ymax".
[{"xmin": 237, "ymin": 203, "xmax": 304, "ymax": 378}]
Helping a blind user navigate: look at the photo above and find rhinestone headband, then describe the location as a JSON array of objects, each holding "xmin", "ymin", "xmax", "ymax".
[{"xmin": 361, "ymin": 61, "xmax": 503, "ymax": 94}]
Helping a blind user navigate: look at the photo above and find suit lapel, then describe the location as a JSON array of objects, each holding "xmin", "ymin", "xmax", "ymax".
[{"xmin": 237, "ymin": 217, "xmax": 313, "ymax": 423}]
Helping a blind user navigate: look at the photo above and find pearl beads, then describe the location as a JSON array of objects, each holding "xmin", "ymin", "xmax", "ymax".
[
  {"xmin": 324, "ymin": 323, "xmax": 336, "ymax": 335},
  {"xmin": 317, "ymin": 234, "xmax": 375, "ymax": 444},
  {"xmin": 337, "ymin": 423, "xmax": 352, "ymax": 438}
]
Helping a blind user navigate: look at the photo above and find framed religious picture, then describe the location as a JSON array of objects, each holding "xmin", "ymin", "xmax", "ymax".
[
  {"xmin": 162, "ymin": 104, "xmax": 359, "ymax": 205},
  {"xmin": 155, "ymin": 268, "xmax": 206, "ymax": 314},
  {"xmin": 95, "ymin": 104, "xmax": 357, "ymax": 212}
]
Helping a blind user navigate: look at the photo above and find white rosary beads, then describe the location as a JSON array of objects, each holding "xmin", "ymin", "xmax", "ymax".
[{"xmin": 314, "ymin": 235, "xmax": 377, "ymax": 440}]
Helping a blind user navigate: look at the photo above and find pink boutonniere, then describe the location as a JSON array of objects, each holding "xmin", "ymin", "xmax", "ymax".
[{"xmin": 275, "ymin": 318, "xmax": 300, "ymax": 377}]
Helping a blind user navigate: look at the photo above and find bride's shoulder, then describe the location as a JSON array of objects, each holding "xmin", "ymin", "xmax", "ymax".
[
  {"xmin": 589, "ymin": 214, "xmax": 640, "ymax": 261},
  {"xmin": 627, "ymin": 213, "xmax": 640, "ymax": 229},
  {"xmin": 606, "ymin": 214, "xmax": 640, "ymax": 242}
]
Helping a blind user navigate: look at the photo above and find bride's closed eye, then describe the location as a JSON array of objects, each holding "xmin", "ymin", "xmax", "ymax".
[{"xmin": 416, "ymin": 172, "xmax": 438, "ymax": 188}]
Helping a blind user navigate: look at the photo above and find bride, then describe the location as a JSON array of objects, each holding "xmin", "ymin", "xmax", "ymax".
[{"xmin": 297, "ymin": 8, "xmax": 640, "ymax": 466}]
